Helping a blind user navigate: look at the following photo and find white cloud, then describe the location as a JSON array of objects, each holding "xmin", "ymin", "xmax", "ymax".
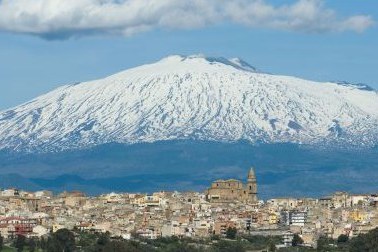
[{"xmin": 0, "ymin": 0, "xmax": 374, "ymax": 39}]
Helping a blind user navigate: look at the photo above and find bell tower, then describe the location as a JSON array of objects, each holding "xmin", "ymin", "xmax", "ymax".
[{"xmin": 247, "ymin": 167, "xmax": 258, "ymax": 203}]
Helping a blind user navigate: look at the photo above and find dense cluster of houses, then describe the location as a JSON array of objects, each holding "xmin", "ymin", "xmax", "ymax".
[{"xmin": 0, "ymin": 187, "xmax": 378, "ymax": 248}]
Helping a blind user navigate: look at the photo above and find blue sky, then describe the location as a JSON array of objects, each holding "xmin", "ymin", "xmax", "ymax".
[{"xmin": 0, "ymin": 0, "xmax": 377, "ymax": 110}]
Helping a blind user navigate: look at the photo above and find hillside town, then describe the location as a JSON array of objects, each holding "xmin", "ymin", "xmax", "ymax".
[{"xmin": 0, "ymin": 168, "xmax": 378, "ymax": 250}]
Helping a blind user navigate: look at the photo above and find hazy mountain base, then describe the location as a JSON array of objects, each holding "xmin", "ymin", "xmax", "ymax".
[{"xmin": 0, "ymin": 141, "xmax": 377, "ymax": 198}]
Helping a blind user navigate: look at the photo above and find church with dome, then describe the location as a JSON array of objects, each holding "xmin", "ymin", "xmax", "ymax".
[{"xmin": 206, "ymin": 168, "xmax": 258, "ymax": 203}]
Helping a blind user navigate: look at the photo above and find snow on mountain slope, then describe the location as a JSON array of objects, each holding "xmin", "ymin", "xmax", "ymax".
[{"xmin": 0, "ymin": 55, "xmax": 377, "ymax": 152}]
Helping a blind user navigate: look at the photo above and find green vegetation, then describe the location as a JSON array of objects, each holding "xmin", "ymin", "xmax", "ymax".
[
  {"xmin": 13, "ymin": 235, "xmax": 26, "ymax": 252},
  {"xmin": 337, "ymin": 234, "xmax": 348, "ymax": 244},
  {"xmin": 0, "ymin": 246, "xmax": 16, "ymax": 252},
  {"xmin": 1, "ymin": 227, "xmax": 378, "ymax": 252},
  {"xmin": 0, "ymin": 231, "xmax": 283, "ymax": 252},
  {"xmin": 242, "ymin": 235, "xmax": 282, "ymax": 251},
  {"xmin": 225, "ymin": 227, "xmax": 237, "ymax": 239},
  {"xmin": 291, "ymin": 234, "xmax": 304, "ymax": 247},
  {"xmin": 348, "ymin": 228, "xmax": 378, "ymax": 252},
  {"xmin": 46, "ymin": 229, "xmax": 76, "ymax": 252}
]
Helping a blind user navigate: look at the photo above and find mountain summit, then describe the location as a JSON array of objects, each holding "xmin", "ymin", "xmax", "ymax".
[{"xmin": 1, "ymin": 55, "xmax": 377, "ymax": 152}]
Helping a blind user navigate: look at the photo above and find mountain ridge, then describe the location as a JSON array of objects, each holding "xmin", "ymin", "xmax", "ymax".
[{"xmin": 1, "ymin": 55, "xmax": 377, "ymax": 152}]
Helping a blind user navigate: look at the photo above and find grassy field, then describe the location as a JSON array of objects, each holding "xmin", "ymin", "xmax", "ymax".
[
  {"xmin": 0, "ymin": 246, "xmax": 43, "ymax": 252},
  {"xmin": 0, "ymin": 246, "xmax": 15, "ymax": 252}
]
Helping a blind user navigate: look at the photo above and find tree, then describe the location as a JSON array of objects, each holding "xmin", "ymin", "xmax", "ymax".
[
  {"xmin": 291, "ymin": 234, "xmax": 303, "ymax": 247},
  {"xmin": 226, "ymin": 227, "xmax": 237, "ymax": 239},
  {"xmin": 28, "ymin": 238, "xmax": 36, "ymax": 252},
  {"xmin": 268, "ymin": 241, "xmax": 276, "ymax": 252},
  {"xmin": 316, "ymin": 236, "xmax": 335, "ymax": 251},
  {"xmin": 93, "ymin": 232, "xmax": 111, "ymax": 251},
  {"xmin": 47, "ymin": 228, "xmax": 76, "ymax": 252},
  {"xmin": 216, "ymin": 240, "xmax": 245, "ymax": 252},
  {"xmin": 349, "ymin": 227, "xmax": 378, "ymax": 252},
  {"xmin": 40, "ymin": 237, "xmax": 47, "ymax": 250},
  {"xmin": 97, "ymin": 232, "xmax": 110, "ymax": 246},
  {"xmin": 0, "ymin": 234, "xmax": 3, "ymax": 250},
  {"xmin": 103, "ymin": 241, "xmax": 139, "ymax": 252},
  {"xmin": 56, "ymin": 229, "xmax": 75, "ymax": 252},
  {"xmin": 46, "ymin": 237, "xmax": 62, "ymax": 252},
  {"xmin": 14, "ymin": 235, "xmax": 26, "ymax": 252},
  {"xmin": 337, "ymin": 234, "xmax": 349, "ymax": 243}
]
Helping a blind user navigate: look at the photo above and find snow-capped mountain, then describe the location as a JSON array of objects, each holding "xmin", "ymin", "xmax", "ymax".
[{"xmin": 1, "ymin": 55, "xmax": 378, "ymax": 152}]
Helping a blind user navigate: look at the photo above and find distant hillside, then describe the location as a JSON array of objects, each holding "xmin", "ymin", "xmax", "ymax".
[{"xmin": 0, "ymin": 141, "xmax": 377, "ymax": 198}]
